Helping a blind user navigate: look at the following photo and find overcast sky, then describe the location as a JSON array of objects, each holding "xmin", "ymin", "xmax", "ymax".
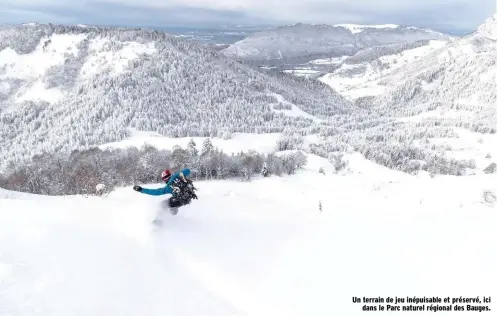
[{"xmin": 0, "ymin": 0, "xmax": 495, "ymax": 34}]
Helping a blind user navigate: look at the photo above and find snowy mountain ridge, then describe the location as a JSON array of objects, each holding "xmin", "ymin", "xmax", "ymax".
[
  {"xmin": 475, "ymin": 13, "xmax": 497, "ymax": 40},
  {"xmin": 318, "ymin": 14, "xmax": 497, "ymax": 104},
  {"xmin": 334, "ymin": 23, "xmax": 399, "ymax": 33},
  {"xmin": 222, "ymin": 22, "xmax": 451, "ymax": 63}
]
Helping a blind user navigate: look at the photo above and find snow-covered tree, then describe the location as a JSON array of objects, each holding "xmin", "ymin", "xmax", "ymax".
[
  {"xmin": 0, "ymin": 143, "xmax": 308, "ymax": 195},
  {"xmin": 201, "ymin": 139, "xmax": 215, "ymax": 157},
  {"xmin": 261, "ymin": 163, "xmax": 270, "ymax": 177},
  {"xmin": 187, "ymin": 139, "xmax": 198, "ymax": 157}
]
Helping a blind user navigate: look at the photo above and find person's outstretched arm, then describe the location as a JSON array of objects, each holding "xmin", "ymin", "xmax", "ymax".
[{"xmin": 133, "ymin": 185, "xmax": 168, "ymax": 196}]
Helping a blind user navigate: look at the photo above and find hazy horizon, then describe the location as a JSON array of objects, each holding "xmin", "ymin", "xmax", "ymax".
[
  {"xmin": 1, "ymin": 0, "xmax": 494, "ymax": 36},
  {"xmin": 0, "ymin": 21, "xmax": 479, "ymax": 37}
]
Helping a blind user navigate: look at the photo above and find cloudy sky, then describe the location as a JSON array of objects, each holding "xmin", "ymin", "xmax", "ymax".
[{"xmin": 0, "ymin": 0, "xmax": 495, "ymax": 34}]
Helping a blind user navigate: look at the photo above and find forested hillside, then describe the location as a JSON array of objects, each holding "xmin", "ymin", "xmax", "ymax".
[
  {"xmin": 0, "ymin": 24, "xmax": 352, "ymax": 169},
  {"xmin": 313, "ymin": 15, "xmax": 497, "ymax": 175}
]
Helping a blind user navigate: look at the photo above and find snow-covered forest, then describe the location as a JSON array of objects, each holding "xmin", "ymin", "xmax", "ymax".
[
  {"xmin": 0, "ymin": 24, "xmax": 353, "ymax": 170},
  {"xmin": 0, "ymin": 137, "xmax": 308, "ymax": 195},
  {"xmin": 1, "ymin": 15, "xmax": 496, "ymax": 192}
]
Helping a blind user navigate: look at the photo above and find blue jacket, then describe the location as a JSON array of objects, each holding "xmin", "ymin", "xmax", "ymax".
[{"xmin": 140, "ymin": 168, "xmax": 191, "ymax": 196}]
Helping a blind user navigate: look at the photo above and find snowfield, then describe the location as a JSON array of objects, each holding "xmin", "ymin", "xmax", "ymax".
[
  {"xmin": 1, "ymin": 155, "xmax": 496, "ymax": 316},
  {"xmin": 99, "ymin": 130, "xmax": 326, "ymax": 160},
  {"xmin": 99, "ymin": 130, "xmax": 285, "ymax": 154}
]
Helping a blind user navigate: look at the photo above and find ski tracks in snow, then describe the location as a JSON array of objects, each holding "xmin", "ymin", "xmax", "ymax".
[
  {"xmin": 148, "ymin": 201, "xmax": 299, "ymax": 316},
  {"xmin": 150, "ymin": 234, "xmax": 252, "ymax": 316},
  {"xmin": 0, "ymin": 197, "xmax": 250, "ymax": 316}
]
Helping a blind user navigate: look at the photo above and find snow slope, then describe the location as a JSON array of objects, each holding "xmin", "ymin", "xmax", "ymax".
[
  {"xmin": 370, "ymin": 14, "xmax": 497, "ymax": 122},
  {"xmin": 99, "ymin": 130, "xmax": 284, "ymax": 154},
  {"xmin": 319, "ymin": 40, "xmax": 449, "ymax": 100},
  {"xmin": 476, "ymin": 14, "xmax": 497, "ymax": 40},
  {"xmin": 99, "ymin": 130, "xmax": 324, "ymax": 155},
  {"xmin": 313, "ymin": 14, "xmax": 496, "ymax": 176},
  {"xmin": 1, "ymin": 156, "xmax": 496, "ymax": 316},
  {"xmin": 268, "ymin": 92, "xmax": 325, "ymax": 122},
  {"xmin": 0, "ymin": 33, "xmax": 87, "ymax": 104},
  {"xmin": 80, "ymin": 38, "xmax": 156, "ymax": 79},
  {"xmin": 0, "ymin": 32, "xmax": 156, "ymax": 104}
]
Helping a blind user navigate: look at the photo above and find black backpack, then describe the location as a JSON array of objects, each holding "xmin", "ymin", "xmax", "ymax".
[{"xmin": 168, "ymin": 179, "xmax": 198, "ymax": 208}]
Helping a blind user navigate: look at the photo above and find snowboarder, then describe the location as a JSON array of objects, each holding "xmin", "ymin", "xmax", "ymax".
[
  {"xmin": 132, "ymin": 168, "xmax": 192, "ymax": 196},
  {"xmin": 133, "ymin": 168, "xmax": 196, "ymax": 219}
]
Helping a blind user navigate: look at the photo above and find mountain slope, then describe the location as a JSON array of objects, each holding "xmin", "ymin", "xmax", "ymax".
[
  {"xmin": 318, "ymin": 39, "xmax": 450, "ymax": 100},
  {"xmin": 476, "ymin": 14, "xmax": 497, "ymax": 39},
  {"xmin": 315, "ymin": 15, "xmax": 496, "ymax": 174},
  {"xmin": 0, "ymin": 24, "xmax": 352, "ymax": 169},
  {"xmin": 221, "ymin": 23, "xmax": 451, "ymax": 64},
  {"xmin": 369, "ymin": 14, "xmax": 497, "ymax": 126},
  {"xmin": 1, "ymin": 157, "xmax": 496, "ymax": 315}
]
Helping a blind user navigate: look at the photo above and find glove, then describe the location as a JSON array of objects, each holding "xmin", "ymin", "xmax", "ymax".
[{"xmin": 133, "ymin": 185, "xmax": 142, "ymax": 192}]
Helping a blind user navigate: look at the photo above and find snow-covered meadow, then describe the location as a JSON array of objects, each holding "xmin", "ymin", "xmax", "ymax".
[{"xmin": 99, "ymin": 129, "xmax": 326, "ymax": 155}]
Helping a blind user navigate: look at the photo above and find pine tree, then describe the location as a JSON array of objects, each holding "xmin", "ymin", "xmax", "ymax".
[{"xmin": 201, "ymin": 138, "xmax": 214, "ymax": 157}]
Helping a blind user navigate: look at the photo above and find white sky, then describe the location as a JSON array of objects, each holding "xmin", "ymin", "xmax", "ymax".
[{"xmin": 0, "ymin": 0, "xmax": 495, "ymax": 32}]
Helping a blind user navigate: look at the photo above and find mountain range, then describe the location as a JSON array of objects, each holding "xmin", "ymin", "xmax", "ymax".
[{"xmin": 221, "ymin": 23, "xmax": 452, "ymax": 65}]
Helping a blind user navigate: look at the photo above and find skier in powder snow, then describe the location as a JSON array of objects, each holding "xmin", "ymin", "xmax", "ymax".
[{"xmin": 133, "ymin": 168, "xmax": 192, "ymax": 196}]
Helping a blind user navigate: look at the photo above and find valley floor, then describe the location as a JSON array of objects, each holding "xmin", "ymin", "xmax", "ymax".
[{"xmin": 0, "ymin": 157, "xmax": 496, "ymax": 316}]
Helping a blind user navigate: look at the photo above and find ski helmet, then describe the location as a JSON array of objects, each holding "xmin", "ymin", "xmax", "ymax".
[{"xmin": 161, "ymin": 169, "xmax": 172, "ymax": 182}]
